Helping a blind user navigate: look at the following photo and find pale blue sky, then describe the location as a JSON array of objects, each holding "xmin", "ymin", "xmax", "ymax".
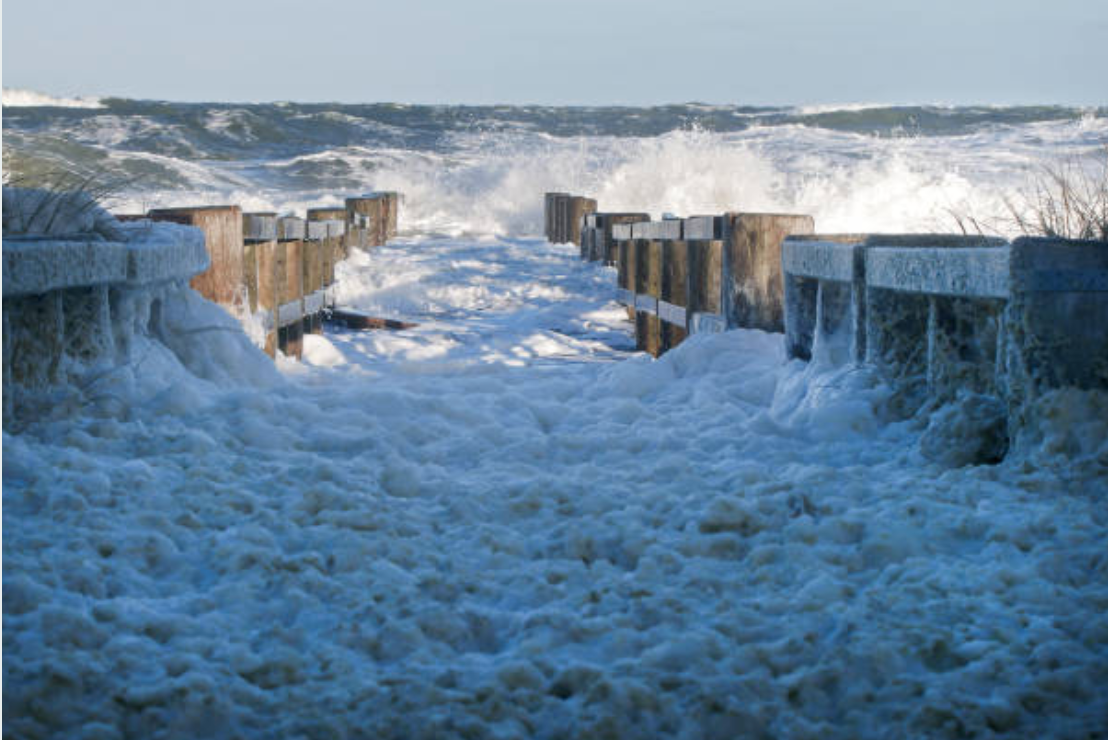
[{"xmin": 4, "ymin": 0, "xmax": 1107, "ymax": 105}]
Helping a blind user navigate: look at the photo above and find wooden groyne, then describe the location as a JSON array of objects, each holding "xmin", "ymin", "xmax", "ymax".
[
  {"xmin": 151, "ymin": 192, "xmax": 400, "ymax": 358},
  {"xmin": 547, "ymin": 194, "xmax": 814, "ymax": 357}
]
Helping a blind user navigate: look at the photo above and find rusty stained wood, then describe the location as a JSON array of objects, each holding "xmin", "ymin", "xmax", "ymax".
[
  {"xmin": 723, "ymin": 213, "xmax": 815, "ymax": 333},
  {"xmin": 148, "ymin": 205, "xmax": 244, "ymax": 308}
]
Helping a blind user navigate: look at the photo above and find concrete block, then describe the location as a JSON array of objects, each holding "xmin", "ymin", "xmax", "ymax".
[
  {"xmin": 2, "ymin": 238, "xmax": 129, "ymax": 297},
  {"xmin": 865, "ymin": 246, "xmax": 1010, "ymax": 298},
  {"xmin": 782, "ymin": 235, "xmax": 868, "ymax": 363},
  {"xmin": 1006, "ymin": 237, "xmax": 1108, "ymax": 400}
]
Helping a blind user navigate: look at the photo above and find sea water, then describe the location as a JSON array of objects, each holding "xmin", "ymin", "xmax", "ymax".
[{"xmin": 3, "ymin": 93, "xmax": 1108, "ymax": 738}]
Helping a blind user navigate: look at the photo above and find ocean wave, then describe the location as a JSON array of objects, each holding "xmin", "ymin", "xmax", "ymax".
[{"xmin": 2, "ymin": 87, "xmax": 103, "ymax": 109}]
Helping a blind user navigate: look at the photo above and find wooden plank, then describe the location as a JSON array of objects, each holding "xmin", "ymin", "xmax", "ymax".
[
  {"xmin": 148, "ymin": 205, "xmax": 244, "ymax": 308},
  {"xmin": 326, "ymin": 307, "xmax": 418, "ymax": 331}
]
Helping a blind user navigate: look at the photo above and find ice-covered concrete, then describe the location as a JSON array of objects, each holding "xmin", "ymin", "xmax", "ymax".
[
  {"xmin": 2, "ymin": 210, "xmax": 226, "ymax": 423},
  {"xmin": 782, "ymin": 233, "xmax": 1108, "ymax": 462}
]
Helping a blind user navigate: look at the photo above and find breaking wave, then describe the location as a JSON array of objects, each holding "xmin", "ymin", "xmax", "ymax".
[{"xmin": 3, "ymin": 98, "xmax": 1106, "ymax": 237}]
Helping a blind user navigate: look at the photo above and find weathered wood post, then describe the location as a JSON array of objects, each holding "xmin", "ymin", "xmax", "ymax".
[
  {"xmin": 722, "ymin": 213, "xmax": 815, "ymax": 333},
  {"xmin": 242, "ymin": 212, "xmax": 280, "ymax": 356},
  {"xmin": 148, "ymin": 205, "xmax": 244, "ymax": 309},
  {"xmin": 379, "ymin": 191, "xmax": 400, "ymax": 242},
  {"xmin": 686, "ymin": 233, "xmax": 725, "ymax": 335},
  {"xmin": 630, "ymin": 221, "xmax": 673, "ymax": 357},
  {"xmin": 544, "ymin": 193, "xmax": 568, "ymax": 242},
  {"xmin": 614, "ymin": 223, "xmax": 638, "ymax": 321},
  {"xmin": 346, "ymin": 194, "xmax": 398, "ymax": 248},
  {"xmin": 306, "ymin": 218, "xmax": 338, "ymax": 312},
  {"xmin": 308, "ymin": 206, "xmax": 348, "ymax": 259},
  {"xmin": 661, "ymin": 239, "xmax": 689, "ymax": 352},
  {"xmin": 601, "ymin": 213, "xmax": 650, "ymax": 265},
  {"xmin": 569, "ymin": 197, "xmax": 598, "ymax": 248},
  {"xmin": 276, "ymin": 218, "xmax": 305, "ymax": 359},
  {"xmin": 344, "ymin": 198, "xmax": 375, "ymax": 250}
]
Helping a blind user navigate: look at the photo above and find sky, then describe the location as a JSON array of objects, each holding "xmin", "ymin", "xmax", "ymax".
[{"xmin": 3, "ymin": 0, "xmax": 1108, "ymax": 106}]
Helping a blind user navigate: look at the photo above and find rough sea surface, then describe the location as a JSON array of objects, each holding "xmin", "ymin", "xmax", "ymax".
[{"xmin": 3, "ymin": 94, "xmax": 1108, "ymax": 738}]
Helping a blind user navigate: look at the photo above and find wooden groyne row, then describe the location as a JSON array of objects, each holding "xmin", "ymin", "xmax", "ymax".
[
  {"xmin": 544, "ymin": 194, "xmax": 815, "ymax": 357},
  {"xmin": 137, "ymin": 192, "xmax": 400, "ymax": 358}
]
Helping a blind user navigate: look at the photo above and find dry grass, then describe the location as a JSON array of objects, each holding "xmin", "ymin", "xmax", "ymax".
[
  {"xmin": 952, "ymin": 146, "xmax": 1108, "ymax": 242},
  {"xmin": 2, "ymin": 166, "xmax": 138, "ymax": 239}
]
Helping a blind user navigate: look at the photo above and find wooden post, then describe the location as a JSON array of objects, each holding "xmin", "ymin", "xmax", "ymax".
[
  {"xmin": 687, "ymin": 238, "xmax": 724, "ymax": 334},
  {"xmin": 568, "ymin": 197, "xmax": 598, "ymax": 247},
  {"xmin": 617, "ymin": 237, "xmax": 638, "ymax": 321},
  {"xmin": 380, "ymin": 192, "xmax": 400, "ymax": 241},
  {"xmin": 148, "ymin": 206, "xmax": 244, "ymax": 308},
  {"xmin": 554, "ymin": 195, "xmax": 571, "ymax": 243},
  {"xmin": 307, "ymin": 207, "xmax": 348, "ymax": 265},
  {"xmin": 634, "ymin": 239, "xmax": 663, "ymax": 356},
  {"xmin": 600, "ymin": 213, "xmax": 650, "ymax": 265},
  {"xmin": 256, "ymin": 240, "xmax": 282, "ymax": 358},
  {"xmin": 346, "ymin": 195, "xmax": 396, "ymax": 248},
  {"xmin": 544, "ymin": 192, "xmax": 568, "ymax": 242},
  {"xmin": 661, "ymin": 240, "xmax": 689, "ymax": 351},
  {"xmin": 722, "ymin": 213, "xmax": 815, "ymax": 333}
]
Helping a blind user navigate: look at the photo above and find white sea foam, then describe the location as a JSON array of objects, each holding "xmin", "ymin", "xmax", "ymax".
[
  {"xmin": 3, "ymin": 87, "xmax": 103, "ymax": 108},
  {"xmin": 4, "ymin": 233, "xmax": 1106, "ymax": 738}
]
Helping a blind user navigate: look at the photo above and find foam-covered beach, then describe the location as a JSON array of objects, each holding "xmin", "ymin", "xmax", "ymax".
[{"xmin": 4, "ymin": 98, "xmax": 1108, "ymax": 738}]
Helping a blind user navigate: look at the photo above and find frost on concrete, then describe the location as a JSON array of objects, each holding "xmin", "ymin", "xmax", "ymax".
[{"xmin": 3, "ymin": 193, "xmax": 260, "ymax": 424}]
